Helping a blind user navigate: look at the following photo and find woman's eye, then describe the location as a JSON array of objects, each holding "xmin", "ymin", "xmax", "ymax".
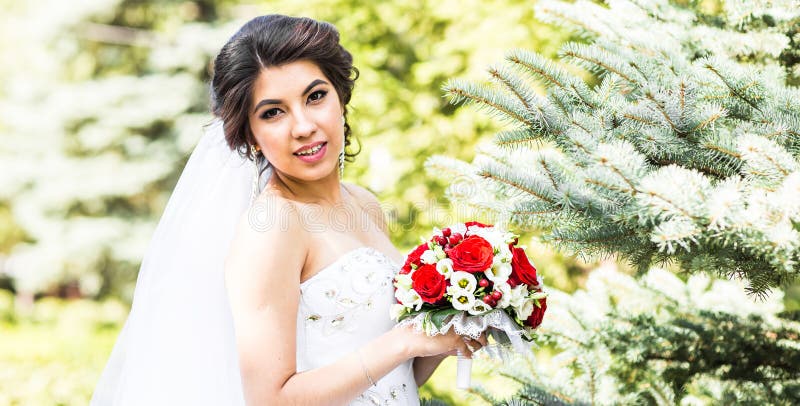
[
  {"xmin": 260, "ymin": 108, "xmax": 281, "ymax": 120},
  {"xmin": 308, "ymin": 90, "xmax": 327, "ymax": 103}
]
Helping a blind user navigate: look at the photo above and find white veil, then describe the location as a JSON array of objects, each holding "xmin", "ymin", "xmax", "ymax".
[{"xmin": 91, "ymin": 120, "xmax": 270, "ymax": 405}]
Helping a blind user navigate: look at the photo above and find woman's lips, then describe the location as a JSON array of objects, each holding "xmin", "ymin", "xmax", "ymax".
[{"xmin": 293, "ymin": 142, "xmax": 327, "ymax": 163}]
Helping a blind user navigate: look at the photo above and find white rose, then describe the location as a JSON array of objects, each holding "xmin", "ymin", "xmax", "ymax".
[
  {"xmin": 495, "ymin": 244, "xmax": 513, "ymax": 263},
  {"xmin": 508, "ymin": 284, "xmax": 529, "ymax": 308},
  {"xmin": 420, "ymin": 249, "xmax": 437, "ymax": 265},
  {"xmin": 389, "ymin": 303, "xmax": 407, "ymax": 321},
  {"xmin": 467, "ymin": 226, "xmax": 501, "ymax": 246},
  {"xmin": 395, "ymin": 287, "xmax": 423, "ymax": 311},
  {"xmin": 494, "ymin": 282, "xmax": 513, "ymax": 308},
  {"xmin": 467, "ymin": 226, "xmax": 515, "ymax": 254},
  {"xmin": 531, "ymin": 290, "xmax": 548, "ymax": 300},
  {"xmin": 450, "ymin": 223, "xmax": 467, "ymax": 236},
  {"xmin": 433, "ymin": 245, "xmax": 447, "ymax": 261},
  {"xmin": 394, "ymin": 273, "xmax": 413, "ymax": 290},
  {"xmin": 449, "ymin": 271, "xmax": 477, "ymax": 292},
  {"xmin": 514, "ymin": 299, "xmax": 534, "ymax": 320}
]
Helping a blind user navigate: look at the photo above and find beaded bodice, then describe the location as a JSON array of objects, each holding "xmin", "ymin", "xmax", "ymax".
[{"xmin": 296, "ymin": 246, "xmax": 419, "ymax": 406}]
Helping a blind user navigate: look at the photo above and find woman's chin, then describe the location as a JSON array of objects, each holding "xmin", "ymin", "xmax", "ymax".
[{"xmin": 275, "ymin": 163, "xmax": 339, "ymax": 183}]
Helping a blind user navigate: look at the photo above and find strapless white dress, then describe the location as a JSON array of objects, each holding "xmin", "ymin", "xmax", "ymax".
[{"xmin": 296, "ymin": 246, "xmax": 420, "ymax": 406}]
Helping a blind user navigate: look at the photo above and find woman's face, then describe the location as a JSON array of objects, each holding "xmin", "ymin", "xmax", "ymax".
[{"xmin": 248, "ymin": 60, "xmax": 344, "ymax": 183}]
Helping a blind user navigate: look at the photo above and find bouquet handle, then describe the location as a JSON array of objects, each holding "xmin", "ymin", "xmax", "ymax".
[{"xmin": 456, "ymin": 351, "xmax": 472, "ymax": 389}]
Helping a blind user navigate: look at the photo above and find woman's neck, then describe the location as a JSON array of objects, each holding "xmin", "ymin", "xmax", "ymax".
[{"xmin": 268, "ymin": 171, "xmax": 344, "ymax": 206}]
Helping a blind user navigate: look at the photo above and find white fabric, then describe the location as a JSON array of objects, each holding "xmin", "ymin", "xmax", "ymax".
[
  {"xmin": 296, "ymin": 246, "xmax": 419, "ymax": 406},
  {"xmin": 397, "ymin": 309, "xmax": 530, "ymax": 354},
  {"xmin": 91, "ymin": 122, "xmax": 419, "ymax": 405},
  {"xmin": 91, "ymin": 120, "xmax": 255, "ymax": 405},
  {"xmin": 397, "ymin": 306, "xmax": 531, "ymax": 390}
]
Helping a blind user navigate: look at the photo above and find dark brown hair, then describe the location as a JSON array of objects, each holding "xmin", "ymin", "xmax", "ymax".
[{"xmin": 210, "ymin": 15, "xmax": 359, "ymax": 161}]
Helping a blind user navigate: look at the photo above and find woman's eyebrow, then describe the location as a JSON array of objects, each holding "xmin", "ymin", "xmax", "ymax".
[
  {"xmin": 302, "ymin": 79, "xmax": 329, "ymax": 95},
  {"xmin": 252, "ymin": 79, "xmax": 330, "ymax": 114},
  {"xmin": 253, "ymin": 98, "xmax": 281, "ymax": 113}
]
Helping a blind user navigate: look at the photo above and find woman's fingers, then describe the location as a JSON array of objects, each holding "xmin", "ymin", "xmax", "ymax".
[
  {"xmin": 460, "ymin": 335, "xmax": 484, "ymax": 358},
  {"xmin": 420, "ymin": 330, "xmax": 493, "ymax": 358},
  {"xmin": 462, "ymin": 337, "xmax": 478, "ymax": 353},
  {"xmin": 458, "ymin": 341, "xmax": 473, "ymax": 358},
  {"xmin": 462, "ymin": 333, "xmax": 488, "ymax": 354}
]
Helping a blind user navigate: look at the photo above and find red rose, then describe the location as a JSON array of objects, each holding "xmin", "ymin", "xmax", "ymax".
[
  {"xmin": 510, "ymin": 247, "xmax": 538, "ymax": 286},
  {"xmin": 411, "ymin": 264, "xmax": 447, "ymax": 303},
  {"xmin": 524, "ymin": 297, "xmax": 546, "ymax": 328},
  {"xmin": 448, "ymin": 235, "xmax": 494, "ymax": 273},
  {"xmin": 465, "ymin": 221, "xmax": 492, "ymax": 229},
  {"xmin": 401, "ymin": 243, "xmax": 429, "ymax": 274}
]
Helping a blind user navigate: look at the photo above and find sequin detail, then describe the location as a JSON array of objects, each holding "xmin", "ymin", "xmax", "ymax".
[
  {"xmin": 300, "ymin": 247, "xmax": 397, "ymax": 336},
  {"xmin": 296, "ymin": 246, "xmax": 418, "ymax": 405}
]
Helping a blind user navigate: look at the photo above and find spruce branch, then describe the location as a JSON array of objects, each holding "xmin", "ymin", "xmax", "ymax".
[
  {"xmin": 560, "ymin": 43, "xmax": 644, "ymax": 88},
  {"xmin": 494, "ymin": 129, "xmax": 542, "ymax": 149},
  {"xmin": 488, "ymin": 66, "xmax": 534, "ymax": 112},
  {"xmin": 478, "ymin": 162, "xmax": 557, "ymax": 205},
  {"xmin": 488, "ymin": 66, "xmax": 566, "ymax": 137},
  {"xmin": 486, "ymin": 266, "xmax": 798, "ymax": 404},
  {"xmin": 642, "ymin": 90, "xmax": 680, "ymax": 134},
  {"xmin": 506, "ymin": 50, "xmax": 598, "ymax": 110},
  {"xmin": 478, "ymin": 172, "xmax": 555, "ymax": 212},
  {"xmin": 699, "ymin": 57, "xmax": 766, "ymax": 115},
  {"xmin": 444, "ymin": 80, "xmax": 539, "ymax": 129},
  {"xmin": 466, "ymin": 385, "xmax": 499, "ymax": 405},
  {"xmin": 692, "ymin": 104, "xmax": 729, "ymax": 133},
  {"xmin": 435, "ymin": 0, "xmax": 800, "ymax": 295}
]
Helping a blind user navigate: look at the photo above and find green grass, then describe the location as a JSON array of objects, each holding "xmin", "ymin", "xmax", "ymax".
[
  {"xmin": 0, "ymin": 294, "xmax": 125, "ymax": 405},
  {"xmin": 0, "ymin": 292, "xmax": 518, "ymax": 405}
]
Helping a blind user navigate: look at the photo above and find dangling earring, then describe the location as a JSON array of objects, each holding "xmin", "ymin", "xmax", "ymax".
[
  {"xmin": 338, "ymin": 146, "xmax": 345, "ymax": 181},
  {"xmin": 339, "ymin": 117, "xmax": 345, "ymax": 180},
  {"xmin": 250, "ymin": 144, "xmax": 262, "ymax": 201}
]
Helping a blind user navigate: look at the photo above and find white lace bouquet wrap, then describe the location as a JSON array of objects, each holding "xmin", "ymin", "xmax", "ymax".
[{"xmin": 390, "ymin": 222, "xmax": 547, "ymax": 389}]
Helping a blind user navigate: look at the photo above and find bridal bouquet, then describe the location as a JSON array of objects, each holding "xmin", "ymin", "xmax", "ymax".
[{"xmin": 390, "ymin": 221, "xmax": 547, "ymax": 388}]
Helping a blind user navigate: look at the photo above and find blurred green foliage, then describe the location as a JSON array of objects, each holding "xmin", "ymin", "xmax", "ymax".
[
  {"xmin": 0, "ymin": 294, "xmax": 511, "ymax": 405},
  {"xmin": 0, "ymin": 291, "xmax": 126, "ymax": 405},
  {"xmin": 0, "ymin": 0, "xmax": 571, "ymax": 404},
  {"xmin": 263, "ymin": 0, "xmax": 571, "ymax": 248},
  {"xmin": 0, "ymin": 0, "xmax": 572, "ymax": 299},
  {"xmin": 1, "ymin": 0, "xmax": 797, "ymax": 404}
]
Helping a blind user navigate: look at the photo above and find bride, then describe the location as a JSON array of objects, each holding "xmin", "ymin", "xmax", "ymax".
[{"xmin": 91, "ymin": 14, "xmax": 484, "ymax": 405}]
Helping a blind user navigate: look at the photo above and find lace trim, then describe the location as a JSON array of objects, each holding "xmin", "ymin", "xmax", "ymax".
[{"xmin": 396, "ymin": 310, "xmax": 531, "ymax": 353}]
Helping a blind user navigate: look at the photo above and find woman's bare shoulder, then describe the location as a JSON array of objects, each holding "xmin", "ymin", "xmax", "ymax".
[
  {"xmin": 342, "ymin": 183, "xmax": 388, "ymax": 235},
  {"xmin": 226, "ymin": 190, "xmax": 309, "ymax": 282},
  {"xmin": 240, "ymin": 190, "xmax": 306, "ymax": 238},
  {"xmin": 342, "ymin": 183, "xmax": 381, "ymax": 207}
]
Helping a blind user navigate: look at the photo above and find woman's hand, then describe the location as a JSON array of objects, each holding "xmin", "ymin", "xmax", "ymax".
[
  {"xmin": 393, "ymin": 324, "xmax": 488, "ymax": 359},
  {"xmin": 402, "ymin": 326, "xmax": 488, "ymax": 386}
]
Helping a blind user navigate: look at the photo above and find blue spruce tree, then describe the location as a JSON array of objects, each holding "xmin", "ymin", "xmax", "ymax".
[
  {"xmin": 431, "ymin": 0, "xmax": 800, "ymax": 404},
  {"xmin": 431, "ymin": 0, "xmax": 800, "ymax": 295}
]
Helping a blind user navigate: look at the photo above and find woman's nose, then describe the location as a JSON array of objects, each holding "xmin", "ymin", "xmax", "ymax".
[{"xmin": 290, "ymin": 110, "xmax": 317, "ymax": 138}]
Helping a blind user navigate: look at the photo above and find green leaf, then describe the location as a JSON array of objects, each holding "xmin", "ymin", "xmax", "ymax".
[
  {"xmin": 397, "ymin": 309, "xmax": 424, "ymax": 323},
  {"xmin": 430, "ymin": 308, "xmax": 461, "ymax": 330}
]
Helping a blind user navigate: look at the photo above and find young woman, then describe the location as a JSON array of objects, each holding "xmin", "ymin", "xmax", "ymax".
[{"xmin": 92, "ymin": 15, "xmax": 484, "ymax": 406}]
